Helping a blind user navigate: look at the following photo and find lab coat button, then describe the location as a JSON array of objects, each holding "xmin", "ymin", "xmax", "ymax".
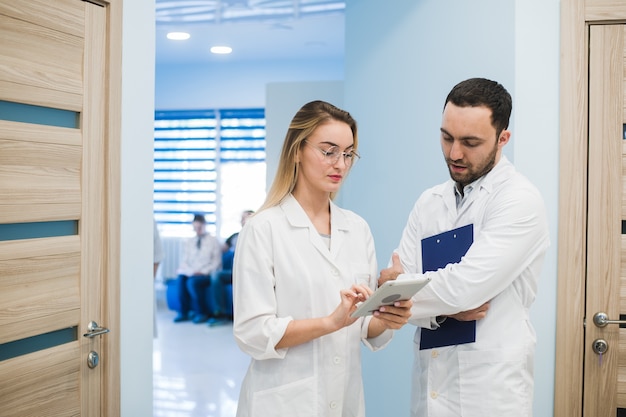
[
  {"xmin": 333, "ymin": 356, "xmax": 341, "ymax": 364},
  {"xmin": 431, "ymin": 350, "xmax": 438, "ymax": 358},
  {"xmin": 430, "ymin": 391, "xmax": 438, "ymax": 399},
  {"xmin": 331, "ymin": 269, "xmax": 339, "ymax": 276},
  {"xmin": 329, "ymin": 401, "xmax": 338, "ymax": 409}
]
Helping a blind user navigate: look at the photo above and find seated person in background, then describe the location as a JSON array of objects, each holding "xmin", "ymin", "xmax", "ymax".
[
  {"xmin": 209, "ymin": 209, "xmax": 254, "ymax": 325},
  {"xmin": 173, "ymin": 214, "xmax": 222, "ymax": 324},
  {"xmin": 222, "ymin": 209, "xmax": 254, "ymax": 252}
]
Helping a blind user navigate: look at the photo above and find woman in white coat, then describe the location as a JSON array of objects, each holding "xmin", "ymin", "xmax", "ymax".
[{"xmin": 232, "ymin": 100, "xmax": 413, "ymax": 417}]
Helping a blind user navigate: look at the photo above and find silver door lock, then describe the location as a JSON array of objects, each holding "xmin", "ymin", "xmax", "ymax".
[
  {"xmin": 592, "ymin": 339, "xmax": 608, "ymax": 355},
  {"xmin": 87, "ymin": 351, "xmax": 100, "ymax": 369}
]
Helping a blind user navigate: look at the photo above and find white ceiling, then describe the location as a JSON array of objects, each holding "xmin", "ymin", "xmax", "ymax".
[{"xmin": 155, "ymin": 0, "xmax": 346, "ymax": 64}]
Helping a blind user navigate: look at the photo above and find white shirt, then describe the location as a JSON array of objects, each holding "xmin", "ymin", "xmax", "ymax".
[
  {"xmin": 176, "ymin": 233, "xmax": 222, "ymax": 276},
  {"xmin": 394, "ymin": 156, "xmax": 550, "ymax": 417},
  {"xmin": 233, "ymin": 194, "xmax": 393, "ymax": 417}
]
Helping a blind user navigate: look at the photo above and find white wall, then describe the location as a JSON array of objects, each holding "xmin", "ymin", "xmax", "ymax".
[
  {"xmin": 342, "ymin": 1, "xmax": 559, "ymax": 416},
  {"xmin": 121, "ymin": 1, "xmax": 155, "ymax": 416}
]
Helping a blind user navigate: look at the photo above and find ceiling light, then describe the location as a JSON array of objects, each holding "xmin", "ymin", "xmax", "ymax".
[
  {"xmin": 166, "ymin": 32, "xmax": 190, "ymax": 40},
  {"xmin": 210, "ymin": 46, "xmax": 233, "ymax": 54}
]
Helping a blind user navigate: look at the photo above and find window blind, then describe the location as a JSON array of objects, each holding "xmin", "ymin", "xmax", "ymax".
[{"xmin": 154, "ymin": 109, "xmax": 266, "ymax": 238}]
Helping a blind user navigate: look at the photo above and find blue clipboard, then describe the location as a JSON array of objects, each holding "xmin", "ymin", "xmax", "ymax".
[{"xmin": 419, "ymin": 224, "xmax": 476, "ymax": 350}]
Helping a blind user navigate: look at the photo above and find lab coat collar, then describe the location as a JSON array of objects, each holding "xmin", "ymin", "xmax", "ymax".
[
  {"xmin": 280, "ymin": 194, "xmax": 350, "ymax": 263},
  {"xmin": 436, "ymin": 156, "xmax": 516, "ymax": 220},
  {"xmin": 280, "ymin": 194, "xmax": 350, "ymax": 228},
  {"xmin": 477, "ymin": 155, "xmax": 515, "ymax": 192}
]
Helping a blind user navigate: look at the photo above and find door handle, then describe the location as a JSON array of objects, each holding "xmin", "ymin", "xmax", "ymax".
[
  {"xmin": 593, "ymin": 312, "xmax": 626, "ymax": 328},
  {"xmin": 83, "ymin": 321, "xmax": 110, "ymax": 338}
]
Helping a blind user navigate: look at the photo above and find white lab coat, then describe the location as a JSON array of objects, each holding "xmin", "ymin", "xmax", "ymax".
[
  {"xmin": 233, "ymin": 194, "xmax": 392, "ymax": 417},
  {"xmin": 394, "ymin": 157, "xmax": 549, "ymax": 417}
]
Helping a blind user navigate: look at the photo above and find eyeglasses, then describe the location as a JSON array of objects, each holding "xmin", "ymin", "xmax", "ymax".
[{"xmin": 304, "ymin": 140, "xmax": 360, "ymax": 167}]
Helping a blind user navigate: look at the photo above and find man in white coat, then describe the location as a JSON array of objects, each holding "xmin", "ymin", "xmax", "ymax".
[{"xmin": 379, "ymin": 77, "xmax": 550, "ymax": 417}]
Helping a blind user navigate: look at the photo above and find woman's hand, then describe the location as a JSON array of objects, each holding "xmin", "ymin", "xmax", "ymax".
[
  {"xmin": 275, "ymin": 284, "xmax": 374, "ymax": 349},
  {"xmin": 327, "ymin": 284, "xmax": 373, "ymax": 330},
  {"xmin": 365, "ymin": 298, "xmax": 413, "ymax": 338},
  {"xmin": 371, "ymin": 299, "xmax": 413, "ymax": 330}
]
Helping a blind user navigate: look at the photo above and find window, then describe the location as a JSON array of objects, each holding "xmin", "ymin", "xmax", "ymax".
[{"xmin": 154, "ymin": 109, "xmax": 266, "ymax": 239}]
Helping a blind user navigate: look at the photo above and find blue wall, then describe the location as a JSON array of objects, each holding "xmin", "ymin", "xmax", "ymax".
[
  {"xmin": 342, "ymin": 1, "xmax": 559, "ymax": 416},
  {"xmin": 156, "ymin": 59, "xmax": 344, "ymax": 109}
]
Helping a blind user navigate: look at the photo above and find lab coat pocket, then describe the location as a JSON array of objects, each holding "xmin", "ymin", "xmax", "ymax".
[
  {"xmin": 350, "ymin": 263, "xmax": 373, "ymax": 288},
  {"xmin": 458, "ymin": 348, "xmax": 530, "ymax": 417},
  {"xmin": 251, "ymin": 375, "xmax": 317, "ymax": 417}
]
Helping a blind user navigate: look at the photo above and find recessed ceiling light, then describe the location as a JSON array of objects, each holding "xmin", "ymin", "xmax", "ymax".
[
  {"xmin": 167, "ymin": 32, "xmax": 190, "ymax": 40},
  {"xmin": 210, "ymin": 46, "xmax": 233, "ymax": 54}
]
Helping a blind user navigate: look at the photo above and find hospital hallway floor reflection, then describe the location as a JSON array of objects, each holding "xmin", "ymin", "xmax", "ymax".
[{"xmin": 153, "ymin": 289, "xmax": 249, "ymax": 417}]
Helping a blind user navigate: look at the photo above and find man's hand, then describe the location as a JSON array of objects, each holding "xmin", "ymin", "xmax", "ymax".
[
  {"xmin": 378, "ymin": 252, "xmax": 404, "ymax": 286},
  {"xmin": 447, "ymin": 301, "xmax": 490, "ymax": 321}
]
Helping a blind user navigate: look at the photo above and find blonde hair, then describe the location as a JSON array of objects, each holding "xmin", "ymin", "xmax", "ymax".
[{"xmin": 259, "ymin": 100, "xmax": 358, "ymax": 212}]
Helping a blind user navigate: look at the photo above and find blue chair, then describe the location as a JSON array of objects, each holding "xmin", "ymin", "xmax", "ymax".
[{"xmin": 165, "ymin": 279, "xmax": 180, "ymax": 312}]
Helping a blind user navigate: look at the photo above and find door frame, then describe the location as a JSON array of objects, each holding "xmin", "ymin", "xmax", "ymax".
[
  {"xmin": 94, "ymin": 0, "xmax": 122, "ymax": 414},
  {"xmin": 556, "ymin": 1, "xmax": 626, "ymax": 416}
]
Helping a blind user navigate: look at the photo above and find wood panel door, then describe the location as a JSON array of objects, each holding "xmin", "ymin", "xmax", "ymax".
[
  {"xmin": 584, "ymin": 23, "xmax": 626, "ymax": 416},
  {"xmin": 0, "ymin": 1, "xmax": 121, "ymax": 416}
]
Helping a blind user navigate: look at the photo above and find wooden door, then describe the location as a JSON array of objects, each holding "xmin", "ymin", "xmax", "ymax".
[
  {"xmin": 0, "ymin": 1, "xmax": 121, "ymax": 416},
  {"xmin": 582, "ymin": 23, "xmax": 626, "ymax": 416}
]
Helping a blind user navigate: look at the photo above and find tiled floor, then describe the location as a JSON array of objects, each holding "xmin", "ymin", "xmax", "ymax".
[{"xmin": 153, "ymin": 291, "xmax": 249, "ymax": 417}]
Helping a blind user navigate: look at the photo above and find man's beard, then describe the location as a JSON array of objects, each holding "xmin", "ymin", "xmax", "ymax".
[{"xmin": 447, "ymin": 142, "xmax": 498, "ymax": 189}]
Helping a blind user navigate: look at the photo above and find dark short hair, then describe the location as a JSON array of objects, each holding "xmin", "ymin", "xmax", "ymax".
[
  {"xmin": 192, "ymin": 214, "xmax": 206, "ymax": 223},
  {"xmin": 444, "ymin": 78, "xmax": 512, "ymax": 136}
]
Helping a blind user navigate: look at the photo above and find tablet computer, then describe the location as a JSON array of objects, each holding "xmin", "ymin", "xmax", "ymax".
[{"xmin": 350, "ymin": 277, "xmax": 431, "ymax": 318}]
